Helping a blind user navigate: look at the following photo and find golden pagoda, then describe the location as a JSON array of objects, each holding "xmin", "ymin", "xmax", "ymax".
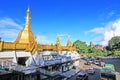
[
  {"xmin": 0, "ymin": 8, "xmax": 37, "ymax": 53},
  {"xmin": 14, "ymin": 8, "xmax": 36, "ymax": 44}
]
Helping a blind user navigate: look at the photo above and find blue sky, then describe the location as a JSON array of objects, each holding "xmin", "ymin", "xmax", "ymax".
[{"xmin": 0, "ymin": 0, "xmax": 120, "ymax": 46}]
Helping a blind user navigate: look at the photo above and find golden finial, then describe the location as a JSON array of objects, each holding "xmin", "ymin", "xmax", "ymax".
[
  {"xmin": 25, "ymin": 7, "xmax": 31, "ymax": 26},
  {"xmin": 27, "ymin": 7, "xmax": 30, "ymax": 12}
]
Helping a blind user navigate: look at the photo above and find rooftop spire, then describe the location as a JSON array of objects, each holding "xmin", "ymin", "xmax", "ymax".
[
  {"xmin": 67, "ymin": 34, "xmax": 72, "ymax": 47},
  {"xmin": 56, "ymin": 36, "xmax": 61, "ymax": 46},
  {"xmin": 25, "ymin": 7, "xmax": 30, "ymax": 26}
]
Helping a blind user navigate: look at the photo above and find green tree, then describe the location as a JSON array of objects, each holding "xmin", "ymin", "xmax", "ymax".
[
  {"xmin": 88, "ymin": 46, "xmax": 107, "ymax": 57},
  {"xmin": 88, "ymin": 46, "xmax": 97, "ymax": 53},
  {"xmin": 114, "ymin": 50, "xmax": 120, "ymax": 56},
  {"xmin": 73, "ymin": 40, "xmax": 88, "ymax": 53},
  {"xmin": 106, "ymin": 36, "xmax": 120, "ymax": 56},
  {"xmin": 108, "ymin": 36, "xmax": 120, "ymax": 50}
]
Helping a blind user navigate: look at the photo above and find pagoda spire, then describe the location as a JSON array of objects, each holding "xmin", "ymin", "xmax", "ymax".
[
  {"xmin": 55, "ymin": 36, "xmax": 61, "ymax": 46},
  {"xmin": 67, "ymin": 34, "xmax": 72, "ymax": 47},
  {"xmin": 14, "ymin": 8, "xmax": 36, "ymax": 44},
  {"xmin": 25, "ymin": 7, "xmax": 30, "ymax": 26}
]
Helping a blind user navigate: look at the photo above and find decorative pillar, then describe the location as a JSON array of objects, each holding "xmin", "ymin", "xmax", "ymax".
[
  {"xmin": 0, "ymin": 41, "xmax": 3, "ymax": 51},
  {"xmin": 55, "ymin": 36, "xmax": 61, "ymax": 53},
  {"xmin": 66, "ymin": 36, "xmax": 72, "ymax": 51},
  {"xmin": 12, "ymin": 51, "xmax": 18, "ymax": 63},
  {"xmin": 13, "ymin": 43, "xmax": 16, "ymax": 50}
]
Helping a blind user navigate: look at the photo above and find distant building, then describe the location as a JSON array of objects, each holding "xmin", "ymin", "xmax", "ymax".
[
  {"xmin": 94, "ymin": 45, "xmax": 104, "ymax": 51},
  {"xmin": 90, "ymin": 42, "xmax": 104, "ymax": 51},
  {"xmin": 90, "ymin": 42, "xmax": 93, "ymax": 48}
]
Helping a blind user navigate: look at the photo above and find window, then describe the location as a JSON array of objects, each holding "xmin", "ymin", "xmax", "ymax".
[
  {"xmin": 43, "ymin": 55, "xmax": 51, "ymax": 60},
  {"xmin": 52, "ymin": 55, "xmax": 58, "ymax": 60}
]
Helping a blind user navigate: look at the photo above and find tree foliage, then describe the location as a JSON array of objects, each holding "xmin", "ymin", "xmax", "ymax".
[
  {"xmin": 88, "ymin": 46, "xmax": 107, "ymax": 57},
  {"xmin": 73, "ymin": 40, "xmax": 88, "ymax": 53},
  {"xmin": 114, "ymin": 50, "xmax": 120, "ymax": 56},
  {"xmin": 108, "ymin": 36, "xmax": 120, "ymax": 50},
  {"xmin": 106, "ymin": 36, "xmax": 120, "ymax": 56},
  {"xmin": 73, "ymin": 40, "xmax": 107, "ymax": 57},
  {"xmin": 73, "ymin": 36, "xmax": 120, "ymax": 57}
]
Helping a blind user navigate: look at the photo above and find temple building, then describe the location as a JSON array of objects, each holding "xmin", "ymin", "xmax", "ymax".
[
  {"xmin": 0, "ymin": 8, "xmax": 80, "ymax": 80},
  {"xmin": 90, "ymin": 42, "xmax": 104, "ymax": 51},
  {"xmin": 0, "ymin": 8, "xmax": 76, "ymax": 61}
]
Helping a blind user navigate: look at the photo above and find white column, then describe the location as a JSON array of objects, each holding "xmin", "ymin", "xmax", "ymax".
[{"xmin": 12, "ymin": 51, "xmax": 18, "ymax": 63}]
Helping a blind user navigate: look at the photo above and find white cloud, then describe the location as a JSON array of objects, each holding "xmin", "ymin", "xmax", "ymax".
[
  {"xmin": 0, "ymin": 17, "xmax": 22, "ymax": 29},
  {"xmin": 106, "ymin": 11, "xmax": 115, "ymax": 19},
  {"xmin": 0, "ymin": 17, "xmax": 22, "ymax": 41},
  {"xmin": 85, "ymin": 27, "xmax": 105, "ymax": 34},
  {"xmin": 0, "ymin": 29, "xmax": 19, "ymax": 40},
  {"xmin": 36, "ymin": 35, "xmax": 53, "ymax": 45},
  {"xmin": 86, "ymin": 19, "xmax": 120, "ymax": 46},
  {"xmin": 57, "ymin": 33, "xmax": 68, "ymax": 37}
]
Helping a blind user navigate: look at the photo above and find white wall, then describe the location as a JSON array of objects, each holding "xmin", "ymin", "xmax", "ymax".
[{"xmin": 0, "ymin": 51, "xmax": 31, "ymax": 58}]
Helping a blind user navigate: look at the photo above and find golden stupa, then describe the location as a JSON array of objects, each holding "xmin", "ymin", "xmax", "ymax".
[
  {"xmin": 0, "ymin": 8, "xmax": 76, "ymax": 54},
  {"xmin": 15, "ymin": 8, "xmax": 36, "ymax": 44}
]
